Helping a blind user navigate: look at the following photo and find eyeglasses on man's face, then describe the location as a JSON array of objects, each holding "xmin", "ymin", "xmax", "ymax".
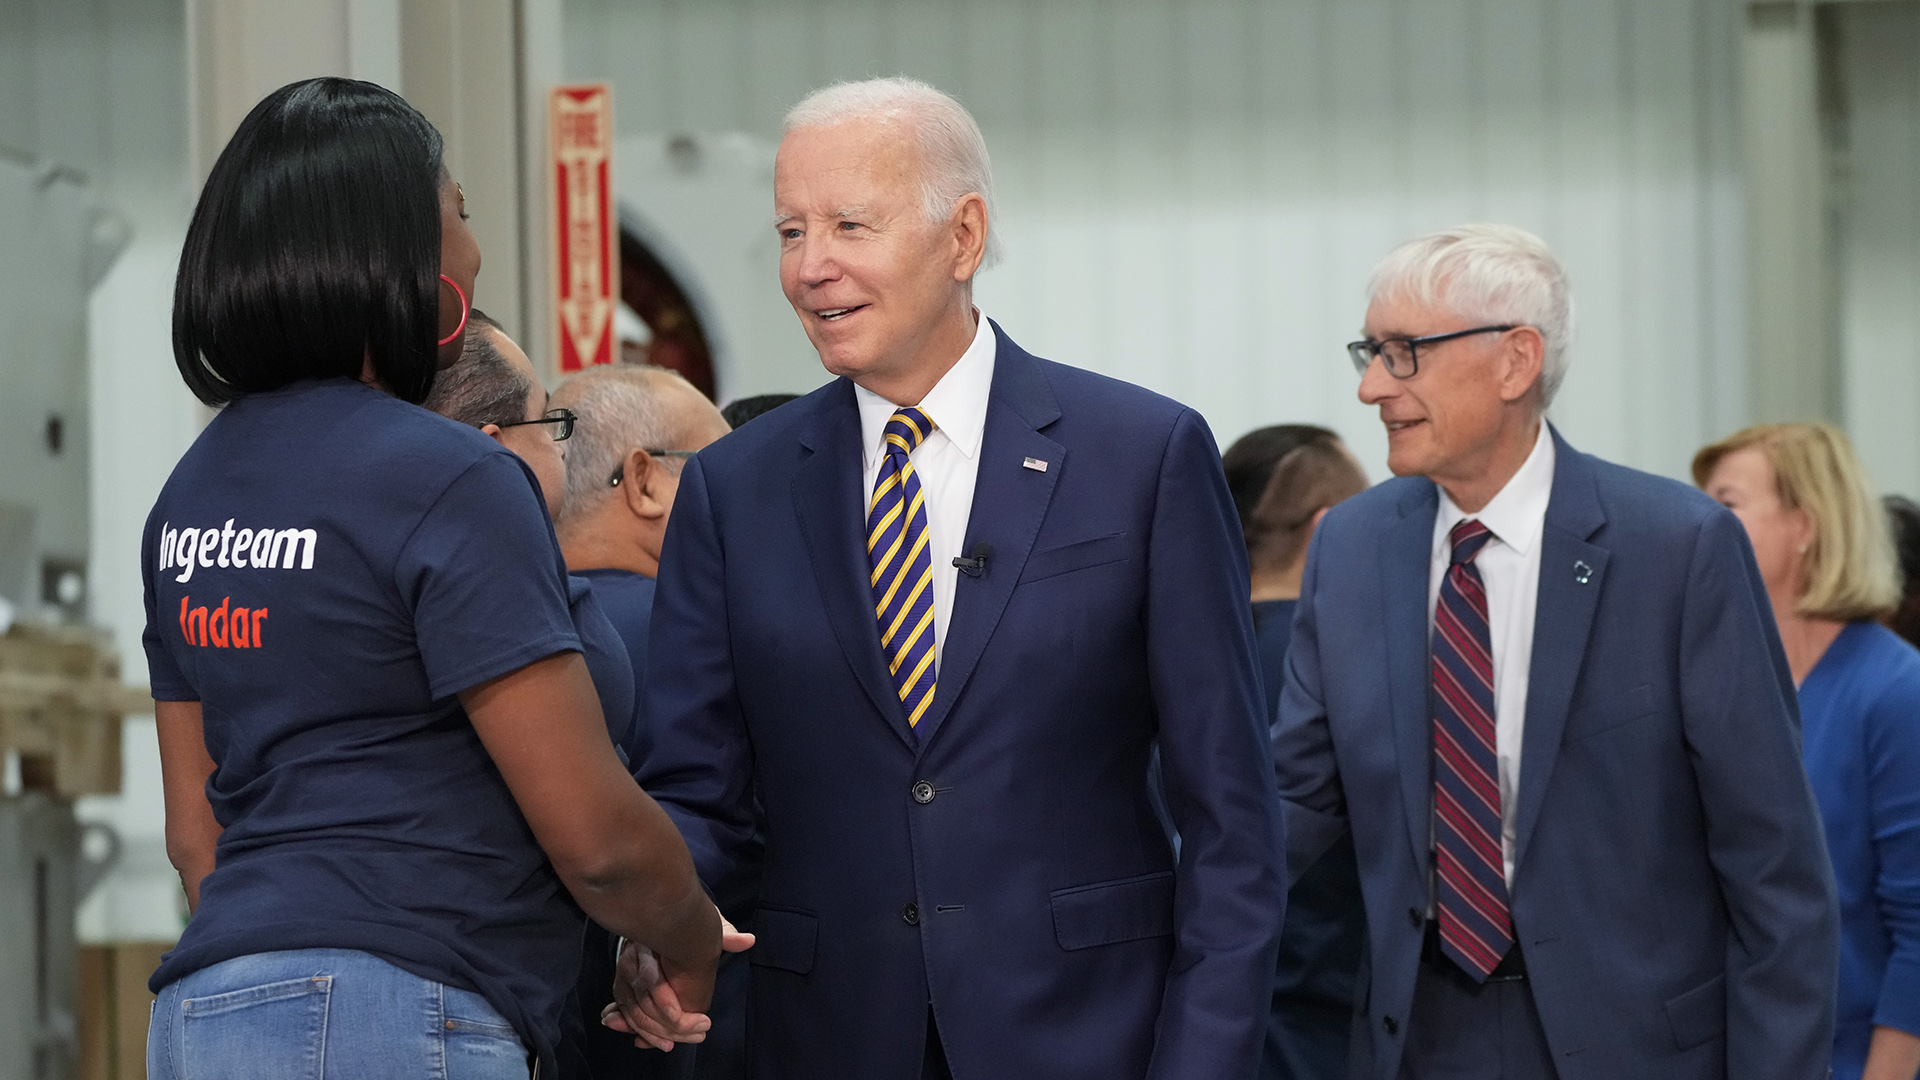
[
  {"xmin": 1346, "ymin": 325, "xmax": 1519, "ymax": 379},
  {"xmin": 608, "ymin": 449, "xmax": 698, "ymax": 487},
  {"xmin": 497, "ymin": 408, "xmax": 576, "ymax": 441}
]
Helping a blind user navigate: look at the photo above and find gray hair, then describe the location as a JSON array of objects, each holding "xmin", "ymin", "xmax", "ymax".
[
  {"xmin": 424, "ymin": 311, "xmax": 532, "ymax": 429},
  {"xmin": 1367, "ymin": 224, "xmax": 1575, "ymax": 407},
  {"xmin": 550, "ymin": 366, "xmax": 691, "ymax": 534},
  {"xmin": 784, "ymin": 76, "xmax": 1001, "ymax": 269}
]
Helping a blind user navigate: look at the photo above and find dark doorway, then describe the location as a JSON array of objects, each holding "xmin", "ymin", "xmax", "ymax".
[{"xmin": 618, "ymin": 226, "xmax": 717, "ymax": 400}]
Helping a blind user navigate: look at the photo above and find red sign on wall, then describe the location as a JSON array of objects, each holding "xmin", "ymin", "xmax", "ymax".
[{"xmin": 550, "ymin": 84, "xmax": 617, "ymax": 372}]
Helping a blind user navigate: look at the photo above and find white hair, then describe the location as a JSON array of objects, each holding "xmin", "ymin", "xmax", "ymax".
[
  {"xmin": 550, "ymin": 365, "xmax": 695, "ymax": 535},
  {"xmin": 1367, "ymin": 223, "xmax": 1575, "ymax": 407},
  {"xmin": 784, "ymin": 76, "xmax": 1001, "ymax": 269}
]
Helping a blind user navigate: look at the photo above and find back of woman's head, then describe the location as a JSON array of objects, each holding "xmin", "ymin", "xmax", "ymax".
[
  {"xmin": 1245, "ymin": 435, "xmax": 1368, "ymax": 575},
  {"xmin": 174, "ymin": 77, "xmax": 445, "ymax": 406},
  {"xmin": 1222, "ymin": 425, "xmax": 1344, "ymax": 541}
]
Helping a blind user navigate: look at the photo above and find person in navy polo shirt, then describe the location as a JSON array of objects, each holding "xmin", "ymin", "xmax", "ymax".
[{"xmin": 142, "ymin": 77, "xmax": 728, "ymax": 1080}]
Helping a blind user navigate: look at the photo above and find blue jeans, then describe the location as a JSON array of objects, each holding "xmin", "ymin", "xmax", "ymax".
[{"xmin": 148, "ymin": 948, "xmax": 531, "ymax": 1080}]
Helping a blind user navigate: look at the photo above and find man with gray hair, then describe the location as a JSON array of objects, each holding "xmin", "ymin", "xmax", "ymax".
[
  {"xmin": 1273, "ymin": 224, "xmax": 1839, "ymax": 1079},
  {"xmin": 616, "ymin": 77, "xmax": 1283, "ymax": 1079},
  {"xmin": 546, "ymin": 365, "xmax": 737, "ymax": 1080},
  {"xmin": 551, "ymin": 365, "xmax": 731, "ymax": 704}
]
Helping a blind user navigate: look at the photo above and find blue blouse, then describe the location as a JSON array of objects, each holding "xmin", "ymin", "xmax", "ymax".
[{"xmin": 1798, "ymin": 621, "xmax": 1920, "ymax": 1079}]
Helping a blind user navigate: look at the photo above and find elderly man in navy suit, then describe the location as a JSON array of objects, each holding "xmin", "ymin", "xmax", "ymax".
[
  {"xmin": 616, "ymin": 77, "xmax": 1284, "ymax": 1080},
  {"xmin": 1274, "ymin": 224, "xmax": 1840, "ymax": 1080}
]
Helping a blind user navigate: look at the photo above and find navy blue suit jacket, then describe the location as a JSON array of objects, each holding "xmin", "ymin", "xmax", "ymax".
[
  {"xmin": 639, "ymin": 327, "xmax": 1284, "ymax": 1080},
  {"xmin": 1273, "ymin": 428, "xmax": 1840, "ymax": 1080}
]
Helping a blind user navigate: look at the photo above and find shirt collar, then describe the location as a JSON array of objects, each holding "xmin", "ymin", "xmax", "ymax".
[
  {"xmin": 855, "ymin": 310, "xmax": 997, "ymax": 470},
  {"xmin": 1434, "ymin": 421, "xmax": 1557, "ymax": 558}
]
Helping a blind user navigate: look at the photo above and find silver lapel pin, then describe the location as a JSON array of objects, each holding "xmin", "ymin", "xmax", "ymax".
[
  {"xmin": 1022, "ymin": 457, "xmax": 1048, "ymax": 473},
  {"xmin": 1573, "ymin": 560, "xmax": 1593, "ymax": 585}
]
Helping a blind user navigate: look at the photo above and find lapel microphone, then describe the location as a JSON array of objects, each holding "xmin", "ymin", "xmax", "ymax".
[{"xmin": 952, "ymin": 543, "xmax": 991, "ymax": 577}]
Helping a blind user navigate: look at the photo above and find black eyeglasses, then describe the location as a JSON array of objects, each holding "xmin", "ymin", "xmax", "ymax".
[
  {"xmin": 1346, "ymin": 325, "xmax": 1518, "ymax": 379},
  {"xmin": 497, "ymin": 408, "xmax": 576, "ymax": 441},
  {"xmin": 608, "ymin": 449, "xmax": 698, "ymax": 487}
]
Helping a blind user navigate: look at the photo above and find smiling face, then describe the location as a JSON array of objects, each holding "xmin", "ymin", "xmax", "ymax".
[
  {"xmin": 774, "ymin": 117, "xmax": 985, "ymax": 400},
  {"xmin": 1356, "ymin": 289, "xmax": 1542, "ymax": 499}
]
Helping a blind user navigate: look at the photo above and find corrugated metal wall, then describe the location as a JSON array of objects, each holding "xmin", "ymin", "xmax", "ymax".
[{"xmin": 565, "ymin": 0, "xmax": 1750, "ymax": 480}]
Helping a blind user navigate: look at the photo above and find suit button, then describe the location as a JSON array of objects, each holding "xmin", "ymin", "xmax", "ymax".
[
  {"xmin": 1408, "ymin": 908, "xmax": 1422, "ymax": 928},
  {"xmin": 911, "ymin": 781, "xmax": 936, "ymax": 804},
  {"xmin": 1383, "ymin": 1015, "xmax": 1398, "ymax": 1035},
  {"xmin": 901, "ymin": 903, "xmax": 920, "ymax": 926}
]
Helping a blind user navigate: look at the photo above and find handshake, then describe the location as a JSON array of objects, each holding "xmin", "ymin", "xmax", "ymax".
[{"xmin": 602, "ymin": 913, "xmax": 755, "ymax": 1052}]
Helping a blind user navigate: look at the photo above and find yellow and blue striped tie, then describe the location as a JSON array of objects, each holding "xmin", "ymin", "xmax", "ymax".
[{"xmin": 868, "ymin": 408, "xmax": 938, "ymax": 731}]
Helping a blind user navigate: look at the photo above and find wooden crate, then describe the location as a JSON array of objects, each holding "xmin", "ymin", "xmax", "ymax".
[
  {"xmin": 78, "ymin": 942, "xmax": 169, "ymax": 1080},
  {"xmin": 0, "ymin": 623, "xmax": 147, "ymax": 797}
]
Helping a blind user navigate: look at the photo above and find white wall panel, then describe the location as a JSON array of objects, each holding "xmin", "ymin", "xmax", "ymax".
[
  {"xmin": 566, "ymin": 0, "xmax": 1748, "ymax": 481},
  {"xmin": 1836, "ymin": 2, "xmax": 1920, "ymax": 499}
]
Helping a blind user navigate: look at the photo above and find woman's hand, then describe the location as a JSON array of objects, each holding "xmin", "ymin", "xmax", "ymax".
[{"xmin": 603, "ymin": 913, "xmax": 754, "ymax": 1051}]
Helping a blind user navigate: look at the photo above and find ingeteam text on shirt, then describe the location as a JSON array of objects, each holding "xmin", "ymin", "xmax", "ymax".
[
  {"xmin": 157, "ymin": 519, "xmax": 315, "ymax": 649},
  {"xmin": 159, "ymin": 519, "xmax": 317, "ymax": 581}
]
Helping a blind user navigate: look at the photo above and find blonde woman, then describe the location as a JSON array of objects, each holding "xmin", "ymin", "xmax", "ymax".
[{"xmin": 1697, "ymin": 424, "xmax": 1920, "ymax": 1080}]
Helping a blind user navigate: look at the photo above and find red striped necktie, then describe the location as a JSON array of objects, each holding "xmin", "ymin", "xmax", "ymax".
[{"xmin": 1430, "ymin": 518, "xmax": 1514, "ymax": 980}]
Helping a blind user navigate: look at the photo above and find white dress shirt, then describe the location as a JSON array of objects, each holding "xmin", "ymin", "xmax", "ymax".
[
  {"xmin": 854, "ymin": 310, "xmax": 997, "ymax": 669},
  {"xmin": 1427, "ymin": 422, "xmax": 1556, "ymax": 887}
]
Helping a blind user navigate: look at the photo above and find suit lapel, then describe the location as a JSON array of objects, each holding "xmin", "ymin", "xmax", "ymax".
[
  {"xmin": 1381, "ymin": 482, "xmax": 1440, "ymax": 874},
  {"xmin": 912, "ymin": 330, "xmax": 1062, "ymax": 752},
  {"xmin": 792, "ymin": 382, "xmax": 917, "ymax": 749},
  {"xmin": 1512, "ymin": 429, "xmax": 1607, "ymax": 873}
]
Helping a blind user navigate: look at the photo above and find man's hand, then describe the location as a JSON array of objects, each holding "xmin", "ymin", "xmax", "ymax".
[{"xmin": 603, "ymin": 915, "xmax": 755, "ymax": 1051}]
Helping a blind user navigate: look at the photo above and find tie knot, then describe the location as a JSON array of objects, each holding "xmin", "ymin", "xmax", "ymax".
[
  {"xmin": 884, "ymin": 408, "xmax": 935, "ymax": 457},
  {"xmin": 1449, "ymin": 518, "xmax": 1495, "ymax": 565}
]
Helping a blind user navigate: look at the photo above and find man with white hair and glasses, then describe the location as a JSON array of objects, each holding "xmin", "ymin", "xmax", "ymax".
[
  {"xmin": 615, "ymin": 77, "xmax": 1283, "ymax": 1079},
  {"xmin": 1272, "ymin": 224, "xmax": 1839, "ymax": 1079},
  {"xmin": 544, "ymin": 365, "xmax": 739, "ymax": 1080}
]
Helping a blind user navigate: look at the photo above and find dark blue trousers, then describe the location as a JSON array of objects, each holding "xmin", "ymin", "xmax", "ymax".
[{"xmin": 1396, "ymin": 961, "xmax": 1559, "ymax": 1080}]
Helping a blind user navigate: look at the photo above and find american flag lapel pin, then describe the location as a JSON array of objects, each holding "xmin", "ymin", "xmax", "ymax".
[{"xmin": 1022, "ymin": 456, "xmax": 1048, "ymax": 473}]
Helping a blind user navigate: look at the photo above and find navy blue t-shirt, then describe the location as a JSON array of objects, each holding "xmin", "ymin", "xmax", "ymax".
[
  {"xmin": 570, "ymin": 568, "xmax": 654, "ymax": 769},
  {"xmin": 141, "ymin": 378, "xmax": 591, "ymax": 1072},
  {"xmin": 569, "ymin": 574, "xmax": 635, "ymax": 765},
  {"xmin": 1251, "ymin": 599, "xmax": 1296, "ymax": 721}
]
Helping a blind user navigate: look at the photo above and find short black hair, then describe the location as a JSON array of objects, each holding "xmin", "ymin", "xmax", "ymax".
[
  {"xmin": 173, "ymin": 77, "xmax": 446, "ymax": 406},
  {"xmin": 721, "ymin": 393, "xmax": 800, "ymax": 429},
  {"xmin": 423, "ymin": 307, "xmax": 533, "ymax": 429}
]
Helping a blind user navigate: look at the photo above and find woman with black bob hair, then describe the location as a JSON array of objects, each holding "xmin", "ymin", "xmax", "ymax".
[{"xmin": 144, "ymin": 78, "xmax": 724, "ymax": 1079}]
